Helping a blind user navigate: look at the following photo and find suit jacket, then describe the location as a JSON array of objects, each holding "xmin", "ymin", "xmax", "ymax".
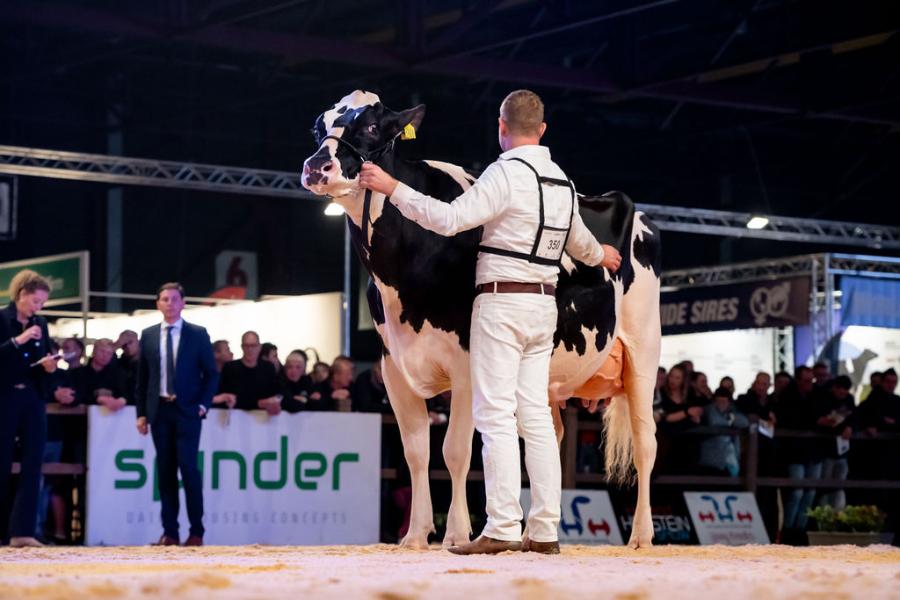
[
  {"xmin": 0, "ymin": 301, "xmax": 52, "ymax": 398},
  {"xmin": 135, "ymin": 320, "xmax": 219, "ymax": 424}
]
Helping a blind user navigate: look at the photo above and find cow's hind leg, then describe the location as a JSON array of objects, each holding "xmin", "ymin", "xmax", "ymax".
[
  {"xmin": 621, "ymin": 346, "xmax": 657, "ymax": 549},
  {"xmin": 616, "ymin": 211, "xmax": 661, "ymax": 549},
  {"xmin": 441, "ymin": 373, "xmax": 474, "ymax": 548},
  {"xmin": 382, "ymin": 355, "xmax": 435, "ymax": 549}
]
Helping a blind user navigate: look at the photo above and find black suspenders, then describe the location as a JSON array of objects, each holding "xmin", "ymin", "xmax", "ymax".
[{"xmin": 478, "ymin": 157, "xmax": 576, "ymax": 267}]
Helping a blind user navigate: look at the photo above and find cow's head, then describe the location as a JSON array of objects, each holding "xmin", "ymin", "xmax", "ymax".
[{"xmin": 301, "ymin": 90, "xmax": 425, "ymax": 198}]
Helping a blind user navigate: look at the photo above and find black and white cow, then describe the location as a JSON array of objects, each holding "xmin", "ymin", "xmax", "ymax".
[{"xmin": 301, "ymin": 90, "xmax": 661, "ymax": 549}]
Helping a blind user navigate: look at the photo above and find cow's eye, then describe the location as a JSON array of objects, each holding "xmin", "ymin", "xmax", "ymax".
[{"xmin": 366, "ymin": 123, "xmax": 378, "ymax": 136}]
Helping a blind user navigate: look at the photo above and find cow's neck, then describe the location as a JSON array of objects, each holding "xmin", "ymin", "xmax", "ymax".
[{"xmin": 331, "ymin": 153, "xmax": 402, "ymax": 229}]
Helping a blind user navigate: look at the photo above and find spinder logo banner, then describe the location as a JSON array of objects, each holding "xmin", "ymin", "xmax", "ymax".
[
  {"xmin": 660, "ymin": 276, "xmax": 810, "ymax": 335},
  {"xmin": 86, "ymin": 407, "xmax": 381, "ymax": 546}
]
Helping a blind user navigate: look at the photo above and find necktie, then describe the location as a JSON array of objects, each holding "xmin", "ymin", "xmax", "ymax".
[{"xmin": 166, "ymin": 325, "xmax": 176, "ymax": 395}]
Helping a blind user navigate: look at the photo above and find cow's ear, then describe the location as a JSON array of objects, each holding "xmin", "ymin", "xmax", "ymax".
[{"xmin": 391, "ymin": 104, "xmax": 426, "ymax": 138}]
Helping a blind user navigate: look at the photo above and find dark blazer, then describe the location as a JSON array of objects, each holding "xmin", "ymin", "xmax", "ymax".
[
  {"xmin": 135, "ymin": 320, "xmax": 219, "ymax": 424},
  {"xmin": 1, "ymin": 301, "xmax": 52, "ymax": 396}
]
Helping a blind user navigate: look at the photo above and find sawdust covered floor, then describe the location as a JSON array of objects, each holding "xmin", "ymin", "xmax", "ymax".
[{"xmin": 1, "ymin": 544, "xmax": 898, "ymax": 600}]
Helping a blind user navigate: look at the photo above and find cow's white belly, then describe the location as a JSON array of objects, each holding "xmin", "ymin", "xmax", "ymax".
[{"xmin": 375, "ymin": 277, "xmax": 468, "ymax": 399}]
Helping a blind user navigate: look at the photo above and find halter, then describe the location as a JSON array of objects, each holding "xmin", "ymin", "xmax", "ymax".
[
  {"xmin": 322, "ymin": 133, "xmax": 399, "ymax": 164},
  {"xmin": 318, "ymin": 131, "xmax": 404, "ymax": 255}
]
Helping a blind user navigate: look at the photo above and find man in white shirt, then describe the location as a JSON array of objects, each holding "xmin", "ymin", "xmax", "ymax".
[{"xmin": 360, "ymin": 90, "xmax": 621, "ymax": 554}]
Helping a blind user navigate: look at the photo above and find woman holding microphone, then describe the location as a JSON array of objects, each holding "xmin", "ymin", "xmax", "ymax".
[{"xmin": 0, "ymin": 269, "xmax": 58, "ymax": 547}]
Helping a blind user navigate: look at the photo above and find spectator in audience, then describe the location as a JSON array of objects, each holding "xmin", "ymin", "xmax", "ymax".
[
  {"xmin": 719, "ymin": 376, "xmax": 735, "ymax": 396},
  {"xmin": 812, "ymin": 361, "xmax": 832, "ymax": 390},
  {"xmin": 311, "ymin": 361, "xmax": 331, "ymax": 384},
  {"xmin": 654, "ymin": 366, "xmax": 666, "ymax": 407},
  {"xmin": 280, "ymin": 350, "xmax": 314, "ymax": 413},
  {"xmin": 212, "ymin": 340, "xmax": 233, "ymax": 373},
  {"xmin": 772, "ymin": 370, "xmax": 792, "ymax": 401},
  {"xmin": 776, "ymin": 366, "xmax": 823, "ymax": 540},
  {"xmin": 260, "ymin": 342, "xmax": 282, "ymax": 375},
  {"xmin": 859, "ymin": 371, "xmax": 882, "ymax": 402},
  {"xmin": 688, "ymin": 371, "xmax": 713, "ymax": 404},
  {"xmin": 114, "ymin": 330, "xmax": 140, "ymax": 404},
  {"xmin": 737, "ymin": 372, "xmax": 776, "ymax": 425},
  {"xmin": 659, "ymin": 365, "xmax": 704, "ymax": 427},
  {"xmin": 310, "ymin": 356, "xmax": 355, "ymax": 411},
  {"xmin": 676, "ymin": 360, "xmax": 694, "ymax": 380},
  {"xmin": 815, "ymin": 375, "xmax": 855, "ymax": 510},
  {"xmin": 40, "ymin": 337, "xmax": 85, "ymax": 543},
  {"xmin": 736, "ymin": 370, "xmax": 779, "ymax": 539},
  {"xmin": 353, "ymin": 361, "xmax": 391, "ymax": 413},
  {"xmin": 657, "ymin": 365, "xmax": 704, "ymax": 473},
  {"xmin": 81, "ymin": 339, "xmax": 129, "ymax": 411},
  {"xmin": 698, "ymin": 387, "xmax": 749, "ymax": 476},
  {"xmin": 217, "ymin": 331, "xmax": 280, "ymax": 412},
  {"xmin": 857, "ymin": 367, "xmax": 899, "ymax": 433}
]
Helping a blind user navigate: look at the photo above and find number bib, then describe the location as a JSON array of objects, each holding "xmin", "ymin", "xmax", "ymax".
[{"xmin": 535, "ymin": 227, "xmax": 568, "ymax": 261}]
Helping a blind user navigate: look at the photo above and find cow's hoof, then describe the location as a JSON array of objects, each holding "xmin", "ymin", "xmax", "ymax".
[
  {"xmin": 399, "ymin": 526, "xmax": 435, "ymax": 550},
  {"xmin": 441, "ymin": 530, "xmax": 472, "ymax": 549},
  {"xmin": 628, "ymin": 534, "xmax": 653, "ymax": 549},
  {"xmin": 399, "ymin": 536, "xmax": 430, "ymax": 550}
]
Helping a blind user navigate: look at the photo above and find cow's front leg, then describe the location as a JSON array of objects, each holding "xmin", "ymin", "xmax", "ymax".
[
  {"xmin": 383, "ymin": 355, "xmax": 435, "ymax": 549},
  {"xmin": 441, "ymin": 375, "xmax": 474, "ymax": 548}
]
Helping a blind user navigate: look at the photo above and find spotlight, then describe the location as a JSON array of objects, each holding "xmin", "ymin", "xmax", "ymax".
[
  {"xmin": 324, "ymin": 202, "xmax": 345, "ymax": 216},
  {"xmin": 746, "ymin": 216, "xmax": 769, "ymax": 229}
]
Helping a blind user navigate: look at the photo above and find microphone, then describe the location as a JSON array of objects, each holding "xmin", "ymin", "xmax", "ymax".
[{"xmin": 29, "ymin": 351, "xmax": 77, "ymax": 369}]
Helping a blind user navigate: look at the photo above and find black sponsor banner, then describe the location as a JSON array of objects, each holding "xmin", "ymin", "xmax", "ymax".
[{"xmin": 661, "ymin": 276, "xmax": 810, "ymax": 335}]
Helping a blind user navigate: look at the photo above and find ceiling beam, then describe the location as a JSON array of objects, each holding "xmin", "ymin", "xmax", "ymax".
[{"xmin": 4, "ymin": 1, "xmax": 897, "ymax": 127}]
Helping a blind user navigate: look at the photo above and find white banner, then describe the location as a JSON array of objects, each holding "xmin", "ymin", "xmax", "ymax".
[
  {"xmin": 521, "ymin": 489, "xmax": 623, "ymax": 545},
  {"xmin": 661, "ymin": 328, "xmax": 776, "ymax": 393},
  {"xmin": 87, "ymin": 406, "xmax": 381, "ymax": 546},
  {"xmin": 684, "ymin": 491, "xmax": 769, "ymax": 545}
]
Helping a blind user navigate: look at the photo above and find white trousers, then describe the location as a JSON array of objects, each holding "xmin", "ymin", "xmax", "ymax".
[{"xmin": 470, "ymin": 292, "xmax": 560, "ymax": 543}]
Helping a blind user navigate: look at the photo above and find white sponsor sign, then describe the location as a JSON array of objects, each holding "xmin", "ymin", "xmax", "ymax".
[
  {"xmin": 684, "ymin": 491, "xmax": 769, "ymax": 545},
  {"xmin": 521, "ymin": 489, "xmax": 623, "ymax": 545},
  {"xmin": 86, "ymin": 407, "xmax": 381, "ymax": 546}
]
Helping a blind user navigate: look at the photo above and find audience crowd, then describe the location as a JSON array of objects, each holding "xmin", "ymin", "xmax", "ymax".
[
  {"xmin": 8, "ymin": 324, "xmax": 900, "ymax": 546},
  {"xmin": 650, "ymin": 360, "xmax": 899, "ymax": 542}
]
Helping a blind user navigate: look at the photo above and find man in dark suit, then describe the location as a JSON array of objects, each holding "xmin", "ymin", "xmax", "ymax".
[{"xmin": 135, "ymin": 282, "xmax": 218, "ymax": 547}]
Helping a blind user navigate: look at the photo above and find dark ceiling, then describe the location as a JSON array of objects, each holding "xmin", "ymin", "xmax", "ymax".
[{"xmin": 1, "ymin": 0, "xmax": 899, "ymax": 296}]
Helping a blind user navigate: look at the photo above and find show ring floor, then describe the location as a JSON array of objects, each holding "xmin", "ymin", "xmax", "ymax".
[{"xmin": 1, "ymin": 544, "xmax": 898, "ymax": 599}]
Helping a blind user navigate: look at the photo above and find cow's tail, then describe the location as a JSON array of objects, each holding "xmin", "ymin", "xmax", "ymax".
[{"xmin": 603, "ymin": 392, "xmax": 635, "ymax": 486}]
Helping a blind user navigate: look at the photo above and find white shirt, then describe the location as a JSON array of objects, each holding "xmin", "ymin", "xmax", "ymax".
[
  {"xmin": 159, "ymin": 318, "xmax": 183, "ymax": 395},
  {"xmin": 390, "ymin": 145, "xmax": 605, "ymax": 286}
]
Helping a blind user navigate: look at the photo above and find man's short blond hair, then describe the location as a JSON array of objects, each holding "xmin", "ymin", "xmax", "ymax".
[{"xmin": 500, "ymin": 90, "xmax": 545, "ymax": 135}]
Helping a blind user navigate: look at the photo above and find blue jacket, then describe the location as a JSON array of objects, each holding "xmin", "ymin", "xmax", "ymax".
[{"xmin": 135, "ymin": 320, "xmax": 219, "ymax": 424}]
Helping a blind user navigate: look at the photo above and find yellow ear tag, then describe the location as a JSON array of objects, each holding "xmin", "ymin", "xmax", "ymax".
[{"xmin": 401, "ymin": 123, "xmax": 416, "ymax": 140}]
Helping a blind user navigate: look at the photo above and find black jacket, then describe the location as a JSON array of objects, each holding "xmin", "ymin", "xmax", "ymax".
[{"xmin": 0, "ymin": 301, "xmax": 52, "ymax": 398}]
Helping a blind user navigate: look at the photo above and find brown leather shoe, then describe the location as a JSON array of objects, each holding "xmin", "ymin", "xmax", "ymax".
[
  {"xmin": 522, "ymin": 538, "xmax": 560, "ymax": 554},
  {"xmin": 183, "ymin": 535, "xmax": 203, "ymax": 547},
  {"xmin": 153, "ymin": 534, "xmax": 180, "ymax": 546},
  {"xmin": 447, "ymin": 535, "xmax": 522, "ymax": 555}
]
